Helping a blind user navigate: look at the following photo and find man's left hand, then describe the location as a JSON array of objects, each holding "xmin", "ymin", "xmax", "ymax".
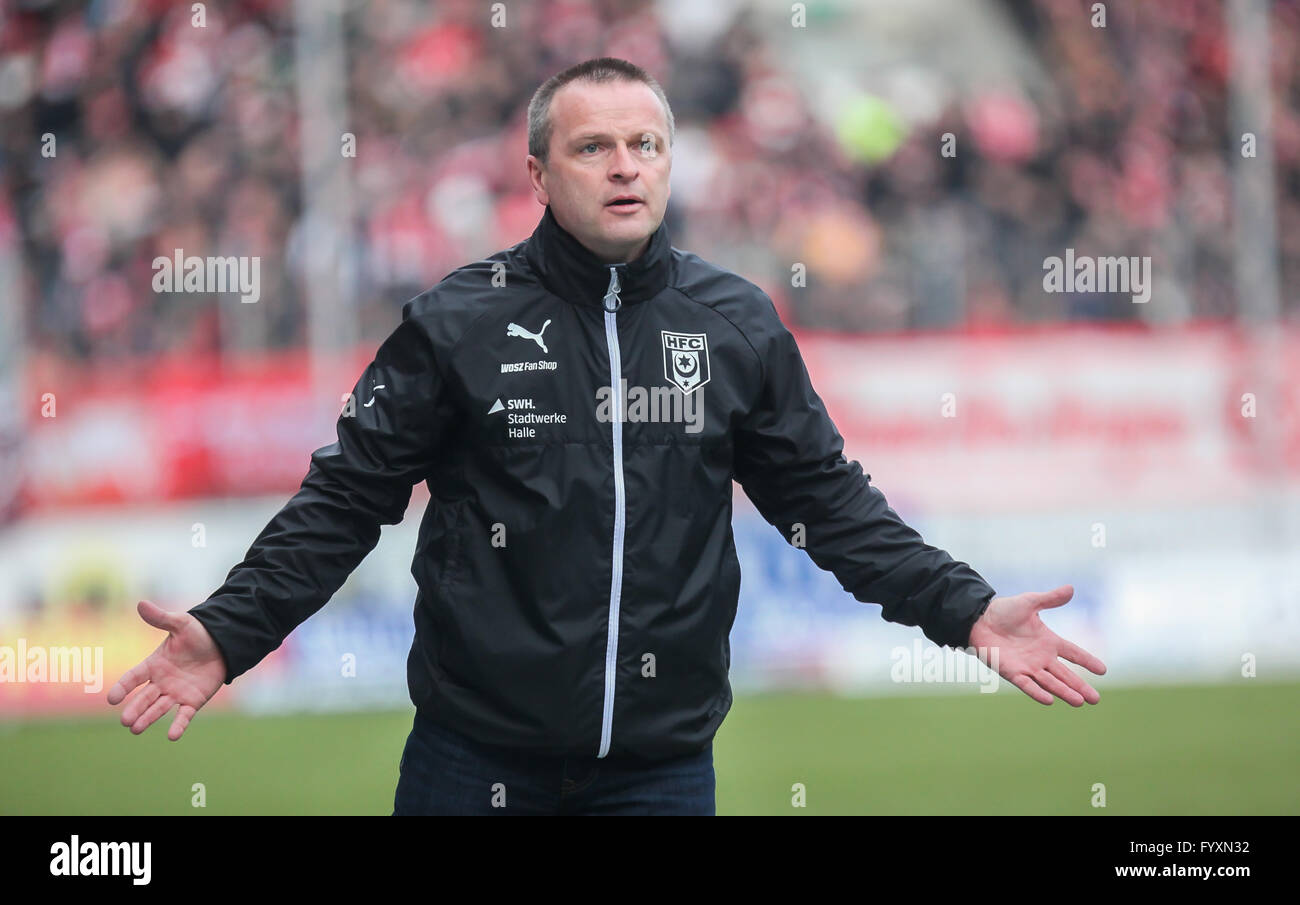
[{"xmin": 967, "ymin": 585, "xmax": 1106, "ymax": 706}]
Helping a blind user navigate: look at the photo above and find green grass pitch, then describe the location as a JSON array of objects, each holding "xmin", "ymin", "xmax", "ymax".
[{"xmin": 2, "ymin": 680, "xmax": 1296, "ymax": 815}]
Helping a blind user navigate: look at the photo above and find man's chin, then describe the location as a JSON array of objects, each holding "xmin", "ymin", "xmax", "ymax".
[
  {"xmin": 604, "ymin": 208, "xmax": 660, "ymax": 234},
  {"xmin": 600, "ymin": 207, "xmax": 649, "ymax": 227},
  {"xmin": 597, "ymin": 216, "xmax": 642, "ymax": 233}
]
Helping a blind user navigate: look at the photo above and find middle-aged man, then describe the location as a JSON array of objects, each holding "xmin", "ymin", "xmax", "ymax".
[{"xmin": 108, "ymin": 57, "xmax": 1106, "ymax": 815}]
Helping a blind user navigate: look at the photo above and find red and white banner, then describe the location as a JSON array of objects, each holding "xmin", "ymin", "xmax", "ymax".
[
  {"xmin": 15, "ymin": 323, "xmax": 1300, "ymax": 513},
  {"xmin": 804, "ymin": 323, "xmax": 1300, "ymax": 512}
]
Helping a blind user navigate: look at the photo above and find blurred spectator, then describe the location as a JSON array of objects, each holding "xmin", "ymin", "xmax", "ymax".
[{"xmin": 1, "ymin": 0, "xmax": 1296, "ymax": 365}]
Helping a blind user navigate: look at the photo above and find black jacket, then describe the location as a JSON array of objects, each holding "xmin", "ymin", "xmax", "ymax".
[{"xmin": 189, "ymin": 206, "xmax": 996, "ymax": 760}]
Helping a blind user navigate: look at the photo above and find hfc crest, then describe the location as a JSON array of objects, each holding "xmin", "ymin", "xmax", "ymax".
[{"xmin": 662, "ymin": 330, "xmax": 710, "ymax": 394}]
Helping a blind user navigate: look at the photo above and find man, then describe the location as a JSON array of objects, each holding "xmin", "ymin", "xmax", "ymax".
[{"xmin": 107, "ymin": 58, "xmax": 1105, "ymax": 815}]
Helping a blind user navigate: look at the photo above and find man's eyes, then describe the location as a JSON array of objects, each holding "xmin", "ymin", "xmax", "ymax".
[{"xmin": 579, "ymin": 140, "xmax": 659, "ymax": 154}]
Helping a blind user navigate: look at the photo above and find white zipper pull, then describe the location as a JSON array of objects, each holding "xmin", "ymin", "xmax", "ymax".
[{"xmin": 603, "ymin": 265, "xmax": 622, "ymax": 312}]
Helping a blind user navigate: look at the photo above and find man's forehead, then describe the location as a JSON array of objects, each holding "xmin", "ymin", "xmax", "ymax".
[{"xmin": 552, "ymin": 81, "xmax": 667, "ymax": 136}]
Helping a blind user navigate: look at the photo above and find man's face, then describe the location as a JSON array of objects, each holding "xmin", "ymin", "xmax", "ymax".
[{"xmin": 527, "ymin": 79, "xmax": 672, "ymax": 264}]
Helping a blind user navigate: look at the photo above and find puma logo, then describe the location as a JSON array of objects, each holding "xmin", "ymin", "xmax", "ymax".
[{"xmin": 506, "ymin": 319, "xmax": 552, "ymax": 353}]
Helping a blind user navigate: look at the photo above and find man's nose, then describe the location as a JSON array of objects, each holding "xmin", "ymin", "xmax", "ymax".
[{"xmin": 609, "ymin": 141, "xmax": 638, "ymax": 180}]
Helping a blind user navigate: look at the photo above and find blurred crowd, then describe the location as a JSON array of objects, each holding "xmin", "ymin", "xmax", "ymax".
[{"xmin": 1, "ymin": 0, "xmax": 1297, "ymax": 364}]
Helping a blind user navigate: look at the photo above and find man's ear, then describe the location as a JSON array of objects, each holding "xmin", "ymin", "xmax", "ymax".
[{"xmin": 526, "ymin": 155, "xmax": 549, "ymax": 206}]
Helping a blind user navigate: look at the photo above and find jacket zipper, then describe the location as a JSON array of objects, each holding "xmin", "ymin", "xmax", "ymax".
[{"xmin": 598, "ymin": 264, "xmax": 625, "ymax": 759}]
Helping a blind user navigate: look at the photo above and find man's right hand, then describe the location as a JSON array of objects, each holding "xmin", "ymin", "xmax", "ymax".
[{"xmin": 107, "ymin": 600, "xmax": 227, "ymax": 740}]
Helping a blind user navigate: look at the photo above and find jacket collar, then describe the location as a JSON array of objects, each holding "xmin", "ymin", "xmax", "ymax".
[{"xmin": 523, "ymin": 205, "xmax": 671, "ymax": 310}]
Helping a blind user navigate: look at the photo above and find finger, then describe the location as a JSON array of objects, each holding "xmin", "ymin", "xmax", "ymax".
[
  {"xmin": 121, "ymin": 683, "xmax": 161, "ymax": 727},
  {"xmin": 1030, "ymin": 585, "xmax": 1074, "ymax": 610},
  {"xmin": 130, "ymin": 693, "xmax": 175, "ymax": 735},
  {"xmin": 107, "ymin": 661, "xmax": 150, "ymax": 705},
  {"xmin": 168, "ymin": 705, "xmax": 197, "ymax": 741},
  {"xmin": 1034, "ymin": 667, "xmax": 1084, "ymax": 707},
  {"xmin": 1010, "ymin": 673, "xmax": 1053, "ymax": 705},
  {"xmin": 1047, "ymin": 660, "xmax": 1099, "ymax": 704},
  {"xmin": 137, "ymin": 599, "xmax": 184, "ymax": 635},
  {"xmin": 1057, "ymin": 637, "xmax": 1107, "ymax": 675}
]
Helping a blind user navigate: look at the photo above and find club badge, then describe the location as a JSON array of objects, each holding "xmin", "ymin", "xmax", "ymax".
[{"xmin": 661, "ymin": 330, "xmax": 710, "ymax": 394}]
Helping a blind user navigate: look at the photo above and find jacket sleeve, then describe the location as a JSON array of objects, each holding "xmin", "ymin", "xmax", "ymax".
[
  {"xmin": 732, "ymin": 298, "xmax": 995, "ymax": 649},
  {"xmin": 188, "ymin": 298, "xmax": 452, "ymax": 683}
]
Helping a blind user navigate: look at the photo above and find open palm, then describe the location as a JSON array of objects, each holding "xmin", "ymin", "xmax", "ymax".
[
  {"xmin": 968, "ymin": 584, "xmax": 1106, "ymax": 706},
  {"xmin": 106, "ymin": 600, "xmax": 227, "ymax": 740}
]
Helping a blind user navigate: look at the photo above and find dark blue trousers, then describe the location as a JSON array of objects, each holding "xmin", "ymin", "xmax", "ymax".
[{"xmin": 392, "ymin": 710, "xmax": 716, "ymax": 815}]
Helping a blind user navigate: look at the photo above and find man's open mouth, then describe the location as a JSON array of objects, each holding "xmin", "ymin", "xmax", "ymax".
[{"xmin": 607, "ymin": 198, "xmax": 643, "ymax": 207}]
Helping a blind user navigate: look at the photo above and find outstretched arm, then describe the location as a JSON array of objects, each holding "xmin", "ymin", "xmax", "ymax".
[
  {"xmin": 732, "ymin": 297, "xmax": 1105, "ymax": 704},
  {"xmin": 733, "ymin": 296, "xmax": 995, "ymax": 650},
  {"xmin": 107, "ymin": 295, "xmax": 453, "ymax": 738}
]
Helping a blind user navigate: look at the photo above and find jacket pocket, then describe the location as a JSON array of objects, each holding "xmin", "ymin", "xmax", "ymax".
[
  {"xmin": 709, "ymin": 679, "xmax": 733, "ymax": 719},
  {"xmin": 435, "ymin": 499, "xmax": 467, "ymax": 600},
  {"xmin": 432, "ymin": 500, "xmax": 467, "ymax": 675}
]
